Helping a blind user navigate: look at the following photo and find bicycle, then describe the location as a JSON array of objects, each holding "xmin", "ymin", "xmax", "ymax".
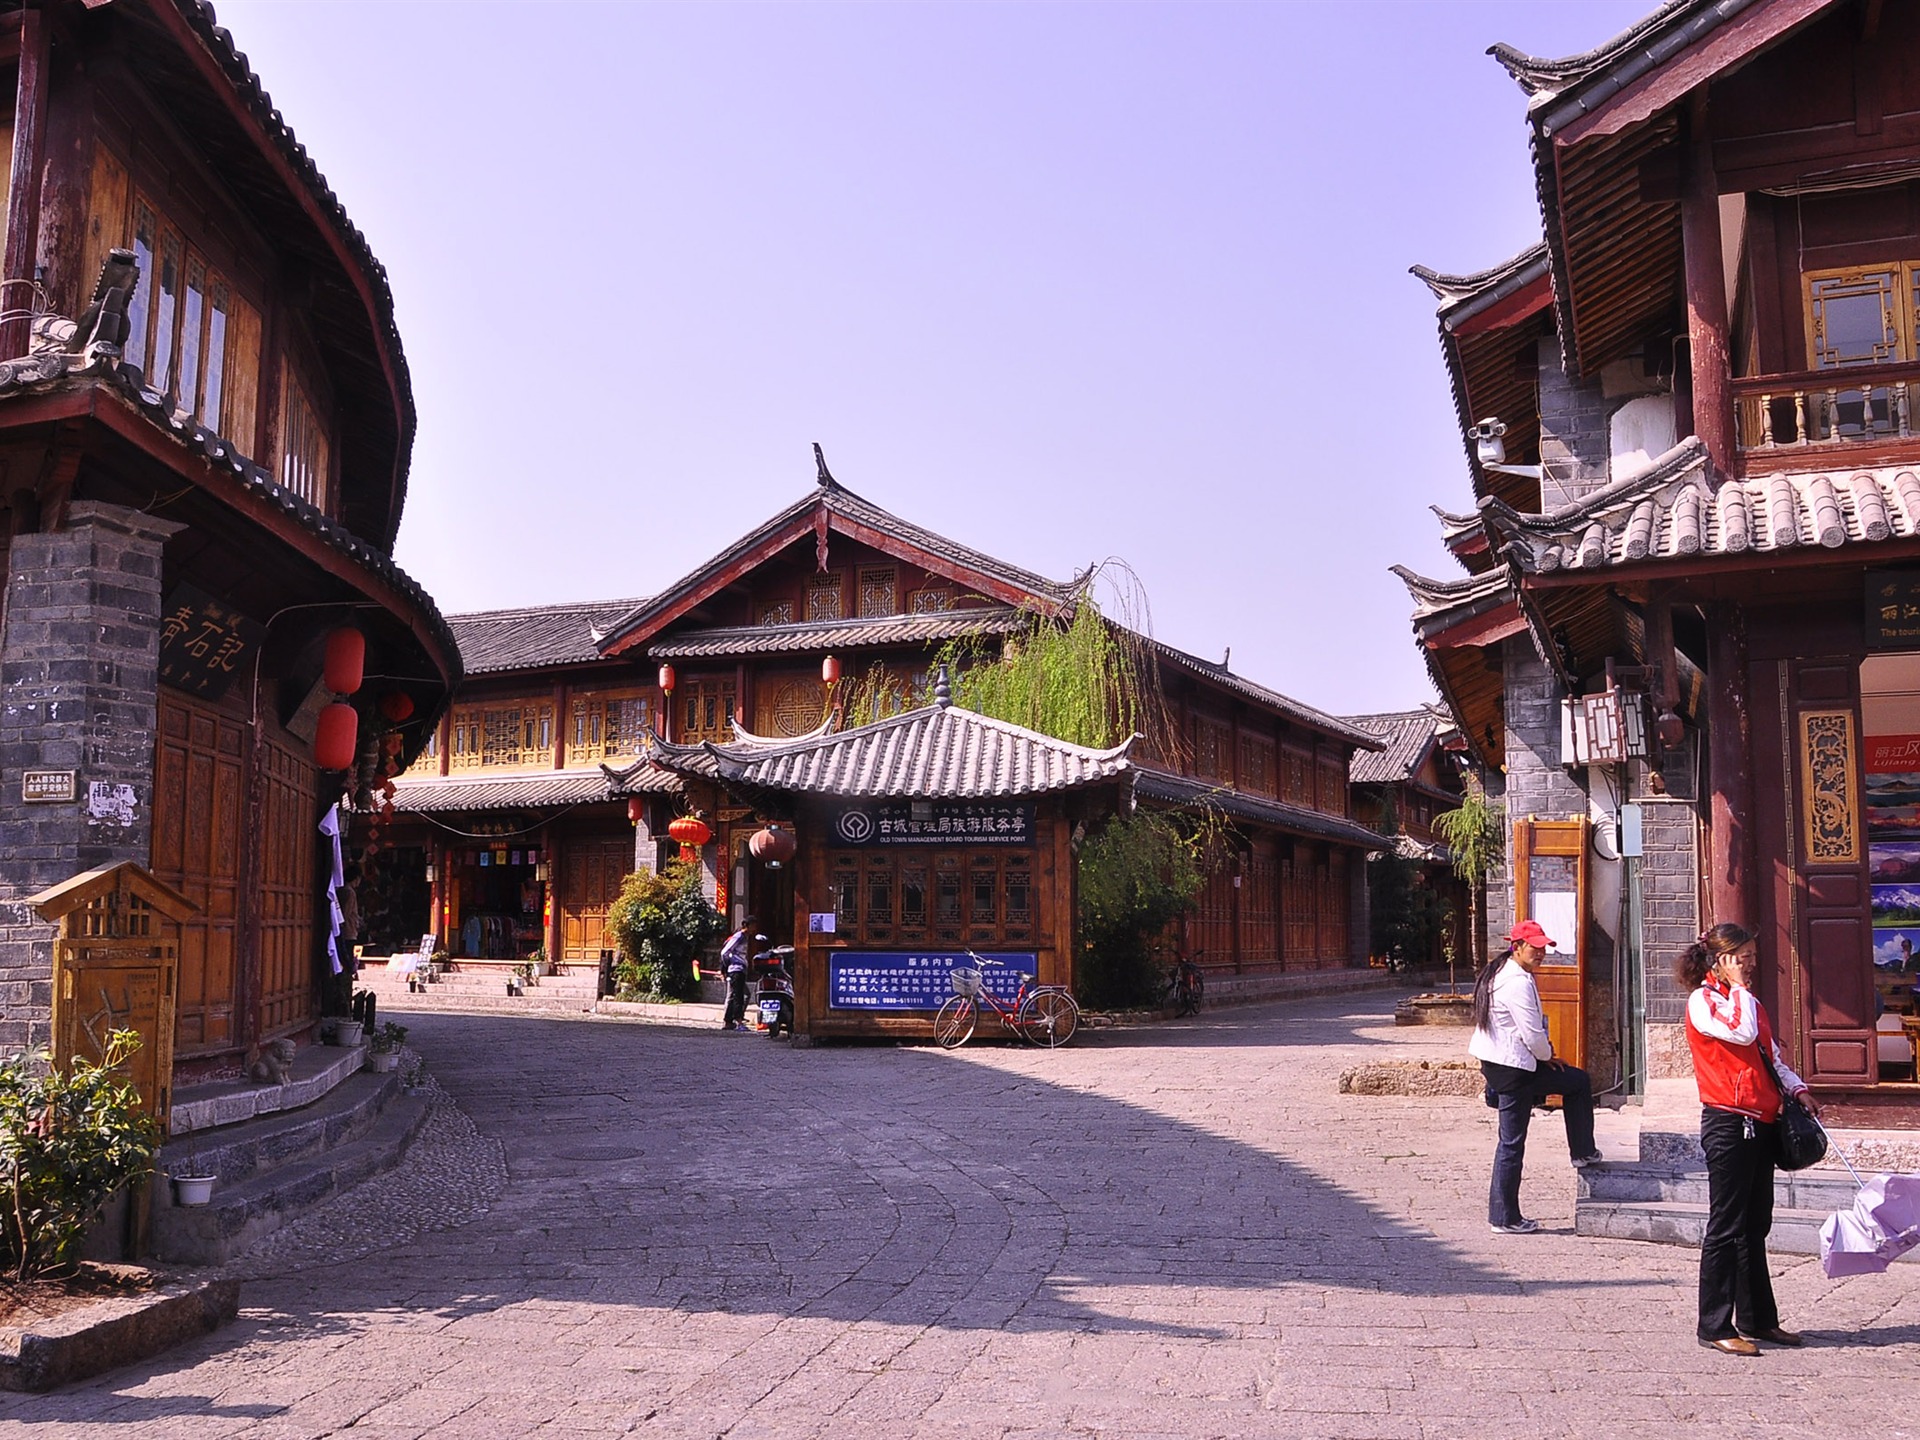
[
  {"xmin": 933, "ymin": 953, "xmax": 1080, "ymax": 1049},
  {"xmin": 1165, "ymin": 947, "xmax": 1205, "ymax": 1017}
]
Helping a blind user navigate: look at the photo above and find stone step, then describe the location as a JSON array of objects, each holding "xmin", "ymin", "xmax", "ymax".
[
  {"xmin": 1575, "ymin": 1198, "xmax": 1846, "ymax": 1255},
  {"xmin": 374, "ymin": 990, "xmax": 598, "ymax": 1017},
  {"xmin": 171, "ymin": 1038, "xmax": 369, "ymax": 1136},
  {"xmin": 1579, "ymin": 1164, "xmax": 1869, "ymax": 1212},
  {"xmin": 159, "ymin": 1069, "xmax": 401, "ymax": 1188},
  {"xmin": 150, "ymin": 1074, "xmax": 431, "ymax": 1265},
  {"xmin": 358, "ymin": 971, "xmax": 599, "ymax": 998}
]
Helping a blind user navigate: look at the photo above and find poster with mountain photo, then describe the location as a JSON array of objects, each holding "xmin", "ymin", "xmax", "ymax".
[{"xmin": 1867, "ymin": 734, "xmax": 1920, "ymax": 840}]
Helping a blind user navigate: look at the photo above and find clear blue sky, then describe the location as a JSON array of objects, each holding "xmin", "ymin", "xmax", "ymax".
[{"xmin": 216, "ymin": 0, "xmax": 1648, "ymax": 717}]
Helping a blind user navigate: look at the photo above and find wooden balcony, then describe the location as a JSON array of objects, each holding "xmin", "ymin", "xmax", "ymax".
[{"xmin": 1734, "ymin": 360, "xmax": 1920, "ymax": 456}]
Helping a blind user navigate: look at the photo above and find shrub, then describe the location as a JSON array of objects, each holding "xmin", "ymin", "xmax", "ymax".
[
  {"xmin": 605, "ymin": 859, "xmax": 726, "ymax": 1000},
  {"xmin": 0, "ymin": 1030, "xmax": 160, "ymax": 1280},
  {"xmin": 1076, "ymin": 811, "xmax": 1206, "ymax": 1009}
]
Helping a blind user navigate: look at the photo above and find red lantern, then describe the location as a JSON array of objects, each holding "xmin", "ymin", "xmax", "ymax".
[
  {"xmin": 821, "ymin": 654, "xmax": 841, "ymax": 686},
  {"xmin": 379, "ymin": 690, "xmax": 414, "ymax": 723},
  {"xmin": 627, "ymin": 797, "xmax": 647, "ymax": 825},
  {"xmin": 314, "ymin": 702, "xmax": 359, "ymax": 770},
  {"xmin": 323, "ymin": 627, "xmax": 365, "ymax": 695},
  {"xmin": 749, "ymin": 823, "xmax": 796, "ymax": 869},
  {"xmin": 667, "ymin": 815, "xmax": 712, "ymax": 859},
  {"xmin": 658, "ymin": 663, "xmax": 676, "ymax": 694}
]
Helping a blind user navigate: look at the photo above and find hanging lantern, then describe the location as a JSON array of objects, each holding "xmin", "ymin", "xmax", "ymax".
[
  {"xmin": 821, "ymin": 654, "xmax": 841, "ymax": 686},
  {"xmin": 667, "ymin": 815, "xmax": 712, "ymax": 858},
  {"xmin": 314, "ymin": 702, "xmax": 359, "ymax": 770},
  {"xmin": 658, "ymin": 663, "xmax": 676, "ymax": 694},
  {"xmin": 627, "ymin": 797, "xmax": 647, "ymax": 825},
  {"xmin": 749, "ymin": 822, "xmax": 796, "ymax": 869},
  {"xmin": 379, "ymin": 690, "xmax": 414, "ymax": 723},
  {"xmin": 323, "ymin": 627, "xmax": 366, "ymax": 695}
]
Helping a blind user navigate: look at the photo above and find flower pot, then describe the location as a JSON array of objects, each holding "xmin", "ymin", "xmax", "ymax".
[
  {"xmin": 329, "ymin": 1020, "xmax": 364, "ymax": 1047},
  {"xmin": 366, "ymin": 1049, "xmax": 400, "ymax": 1072},
  {"xmin": 172, "ymin": 1175, "xmax": 216, "ymax": 1207}
]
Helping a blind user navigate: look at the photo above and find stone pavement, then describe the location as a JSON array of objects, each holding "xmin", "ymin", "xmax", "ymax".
[{"xmin": 7, "ymin": 993, "xmax": 1920, "ymax": 1439}]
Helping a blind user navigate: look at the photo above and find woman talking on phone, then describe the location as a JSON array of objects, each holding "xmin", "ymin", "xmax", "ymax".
[{"xmin": 1681, "ymin": 923, "xmax": 1819, "ymax": 1356}]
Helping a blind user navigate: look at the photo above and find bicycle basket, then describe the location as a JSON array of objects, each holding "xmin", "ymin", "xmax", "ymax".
[{"xmin": 949, "ymin": 966, "xmax": 984, "ymax": 998}]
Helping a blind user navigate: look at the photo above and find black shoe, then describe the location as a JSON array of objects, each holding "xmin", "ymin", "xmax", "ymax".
[{"xmin": 1571, "ymin": 1152, "xmax": 1604, "ymax": 1168}]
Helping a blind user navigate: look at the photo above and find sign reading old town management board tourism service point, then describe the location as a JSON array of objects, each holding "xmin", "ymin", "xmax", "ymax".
[
  {"xmin": 828, "ymin": 951, "xmax": 1036, "ymax": 1010},
  {"xmin": 832, "ymin": 802, "xmax": 1035, "ymax": 847}
]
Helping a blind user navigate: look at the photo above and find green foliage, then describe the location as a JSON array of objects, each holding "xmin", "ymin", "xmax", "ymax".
[
  {"xmin": 1076, "ymin": 811, "xmax": 1207, "ymax": 1009},
  {"xmin": 0, "ymin": 1030, "xmax": 160, "ymax": 1281},
  {"xmin": 1432, "ymin": 774, "xmax": 1504, "ymax": 975},
  {"xmin": 369, "ymin": 1021, "xmax": 409, "ymax": 1054},
  {"xmin": 939, "ymin": 597, "xmax": 1151, "ymax": 750},
  {"xmin": 606, "ymin": 859, "xmax": 726, "ymax": 1001},
  {"xmin": 1367, "ymin": 851, "xmax": 1444, "ymax": 967}
]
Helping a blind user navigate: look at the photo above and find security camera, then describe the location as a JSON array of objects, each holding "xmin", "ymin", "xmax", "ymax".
[{"xmin": 1469, "ymin": 417, "xmax": 1508, "ymax": 467}]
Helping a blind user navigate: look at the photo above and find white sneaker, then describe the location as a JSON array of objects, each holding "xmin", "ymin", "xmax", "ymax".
[{"xmin": 1490, "ymin": 1218, "xmax": 1541, "ymax": 1234}]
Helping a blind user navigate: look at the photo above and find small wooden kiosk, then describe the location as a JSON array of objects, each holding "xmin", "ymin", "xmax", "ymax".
[{"xmin": 629, "ymin": 681, "xmax": 1133, "ymax": 1039}]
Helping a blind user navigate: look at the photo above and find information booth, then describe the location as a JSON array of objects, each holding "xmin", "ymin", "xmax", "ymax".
[{"xmin": 626, "ymin": 684, "xmax": 1133, "ymax": 1039}]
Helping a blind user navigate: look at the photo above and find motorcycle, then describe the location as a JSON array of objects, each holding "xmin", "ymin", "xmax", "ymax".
[{"xmin": 754, "ymin": 943, "xmax": 797, "ymax": 1039}]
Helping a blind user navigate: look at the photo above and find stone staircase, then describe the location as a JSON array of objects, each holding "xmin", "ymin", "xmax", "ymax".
[
  {"xmin": 151, "ymin": 1042, "xmax": 429, "ymax": 1265},
  {"xmin": 1573, "ymin": 1078, "xmax": 1920, "ymax": 1260},
  {"xmin": 355, "ymin": 958, "xmax": 599, "ymax": 1017}
]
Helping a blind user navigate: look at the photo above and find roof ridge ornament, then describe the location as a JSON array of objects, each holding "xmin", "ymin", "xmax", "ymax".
[
  {"xmin": 813, "ymin": 442, "xmax": 838, "ymax": 490},
  {"xmin": 934, "ymin": 663, "xmax": 952, "ymax": 708}
]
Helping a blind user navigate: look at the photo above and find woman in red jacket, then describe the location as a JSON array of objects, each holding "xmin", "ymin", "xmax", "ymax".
[{"xmin": 1682, "ymin": 923, "xmax": 1820, "ymax": 1356}]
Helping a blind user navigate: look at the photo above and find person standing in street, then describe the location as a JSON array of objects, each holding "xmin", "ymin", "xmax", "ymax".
[
  {"xmin": 1682, "ymin": 923, "xmax": 1819, "ymax": 1356},
  {"xmin": 719, "ymin": 915, "xmax": 757, "ymax": 1032},
  {"xmin": 1469, "ymin": 919, "xmax": 1602, "ymax": 1234}
]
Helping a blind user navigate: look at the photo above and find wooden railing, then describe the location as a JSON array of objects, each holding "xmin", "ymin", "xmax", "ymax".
[{"xmin": 1734, "ymin": 359, "xmax": 1920, "ymax": 451}]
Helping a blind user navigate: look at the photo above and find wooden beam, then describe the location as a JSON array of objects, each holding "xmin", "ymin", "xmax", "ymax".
[
  {"xmin": 1, "ymin": 4, "xmax": 49, "ymax": 359},
  {"xmin": 1682, "ymin": 90, "xmax": 1736, "ymax": 477},
  {"xmin": 1706, "ymin": 602, "xmax": 1757, "ymax": 930}
]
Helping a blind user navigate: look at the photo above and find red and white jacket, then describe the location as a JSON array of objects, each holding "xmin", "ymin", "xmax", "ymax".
[{"xmin": 1686, "ymin": 977, "xmax": 1809, "ymax": 1122}]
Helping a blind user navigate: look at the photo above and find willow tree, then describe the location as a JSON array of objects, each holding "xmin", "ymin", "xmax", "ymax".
[{"xmin": 1431, "ymin": 775, "xmax": 1504, "ymax": 988}]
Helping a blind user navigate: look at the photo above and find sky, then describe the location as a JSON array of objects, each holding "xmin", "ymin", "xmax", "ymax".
[{"xmin": 214, "ymin": 0, "xmax": 1651, "ymax": 717}]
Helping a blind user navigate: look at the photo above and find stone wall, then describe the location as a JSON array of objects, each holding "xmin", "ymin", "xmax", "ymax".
[
  {"xmin": 0, "ymin": 503, "xmax": 177, "ymax": 1050},
  {"xmin": 1498, "ymin": 636, "xmax": 1588, "ymax": 939},
  {"xmin": 1537, "ymin": 337, "xmax": 1612, "ymax": 510},
  {"xmin": 1639, "ymin": 797, "xmax": 1702, "ymax": 1079}
]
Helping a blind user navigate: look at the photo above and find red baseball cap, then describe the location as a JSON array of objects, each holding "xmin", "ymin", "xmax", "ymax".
[{"xmin": 1508, "ymin": 919, "xmax": 1556, "ymax": 949}]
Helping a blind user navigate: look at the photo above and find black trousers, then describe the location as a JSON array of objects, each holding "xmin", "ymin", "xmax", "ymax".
[
  {"xmin": 1698, "ymin": 1106, "xmax": 1780, "ymax": 1341},
  {"xmin": 1479, "ymin": 1059, "xmax": 1597, "ymax": 1226},
  {"xmin": 722, "ymin": 970, "xmax": 750, "ymax": 1027}
]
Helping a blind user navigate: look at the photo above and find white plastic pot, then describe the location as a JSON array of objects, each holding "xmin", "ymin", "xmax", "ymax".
[
  {"xmin": 330, "ymin": 1020, "xmax": 364, "ymax": 1047},
  {"xmin": 173, "ymin": 1175, "xmax": 216, "ymax": 1207}
]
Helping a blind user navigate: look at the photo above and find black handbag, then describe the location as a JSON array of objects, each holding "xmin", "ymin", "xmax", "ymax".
[{"xmin": 1765, "ymin": 1056, "xmax": 1827, "ymax": 1171}]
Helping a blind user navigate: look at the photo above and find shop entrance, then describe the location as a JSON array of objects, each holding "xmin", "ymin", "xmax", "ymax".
[
  {"xmin": 1861, "ymin": 654, "xmax": 1920, "ymax": 1081},
  {"xmin": 451, "ymin": 842, "xmax": 546, "ymax": 960}
]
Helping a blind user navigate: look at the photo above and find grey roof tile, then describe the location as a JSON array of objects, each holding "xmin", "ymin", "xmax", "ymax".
[
  {"xmin": 450, "ymin": 598, "xmax": 651, "ymax": 674},
  {"xmin": 1145, "ymin": 639, "xmax": 1385, "ymax": 749},
  {"xmin": 1344, "ymin": 710, "xmax": 1444, "ymax": 786},
  {"xmin": 390, "ymin": 771, "xmax": 620, "ymax": 813},
  {"xmin": 649, "ymin": 607, "xmax": 1026, "ymax": 659},
  {"xmin": 1131, "ymin": 768, "xmax": 1387, "ymax": 850}
]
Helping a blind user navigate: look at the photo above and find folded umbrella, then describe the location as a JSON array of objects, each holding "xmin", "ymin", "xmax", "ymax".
[{"xmin": 1817, "ymin": 1126, "xmax": 1920, "ymax": 1279}]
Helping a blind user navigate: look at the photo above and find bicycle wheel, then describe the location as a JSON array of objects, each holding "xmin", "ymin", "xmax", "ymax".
[
  {"xmin": 934, "ymin": 995, "xmax": 976, "ymax": 1049},
  {"xmin": 1019, "ymin": 990, "xmax": 1079, "ymax": 1048},
  {"xmin": 1179, "ymin": 970, "xmax": 1203, "ymax": 1017}
]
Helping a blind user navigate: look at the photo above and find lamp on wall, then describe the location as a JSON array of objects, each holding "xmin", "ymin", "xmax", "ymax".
[
  {"xmin": 821, "ymin": 654, "xmax": 841, "ymax": 686},
  {"xmin": 658, "ymin": 663, "xmax": 676, "ymax": 695}
]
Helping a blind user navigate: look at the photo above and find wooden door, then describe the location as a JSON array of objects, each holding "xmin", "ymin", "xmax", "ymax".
[
  {"xmin": 151, "ymin": 692, "xmax": 244, "ymax": 1055},
  {"xmin": 560, "ymin": 833, "xmax": 632, "ymax": 963},
  {"xmin": 255, "ymin": 731, "xmax": 318, "ymax": 1038},
  {"xmin": 1755, "ymin": 656, "xmax": 1874, "ymax": 1083},
  {"xmin": 1512, "ymin": 818, "xmax": 1588, "ymax": 1069},
  {"xmin": 1243, "ymin": 836, "xmax": 1279, "ymax": 967}
]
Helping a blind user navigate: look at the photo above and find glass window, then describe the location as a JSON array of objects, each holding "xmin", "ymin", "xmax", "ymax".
[{"xmin": 1807, "ymin": 267, "xmax": 1907, "ymax": 368}]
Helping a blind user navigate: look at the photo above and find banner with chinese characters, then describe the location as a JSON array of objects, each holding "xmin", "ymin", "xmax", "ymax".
[
  {"xmin": 827, "ymin": 950, "xmax": 1035, "ymax": 1010},
  {"xmin": 830, "ymin": 802, "xmax": 1034, "ymax": 847},
  {"xmin": 1869, "ymin": 572, "xmax": 1920, "ymax": 650},
  {"xmin": 157, "ymin": 584, "xmax": 264, "ymax": 699}
]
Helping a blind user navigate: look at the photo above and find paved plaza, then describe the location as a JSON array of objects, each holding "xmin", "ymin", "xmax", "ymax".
[{"xmin": 8, "ymin": 992, "xmax": 1920, "ymax": 1438}]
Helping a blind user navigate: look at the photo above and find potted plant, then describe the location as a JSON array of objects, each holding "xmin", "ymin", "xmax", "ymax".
[
  {"xmin": 326, "ymin": 1015, "xmax": 364, "ymax": 1047},
  {"xmin": 366, "ymin": 1020, "xmax": 408, "ymax": 1073},
  {"xmin": 170, "ymin": 1132, "xmax": 216, "ymax": 1207}
]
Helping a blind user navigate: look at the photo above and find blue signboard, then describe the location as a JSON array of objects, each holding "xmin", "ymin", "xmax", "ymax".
[
  {"xmin": 831, "ymin": 802, "xmax": 1034, "ymax": 847},
  {"xmin": 827, "ymin": 950, "xmax": 1037, "ymax": 1011}
]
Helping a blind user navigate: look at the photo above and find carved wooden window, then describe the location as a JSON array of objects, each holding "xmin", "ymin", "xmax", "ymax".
[
  {"xmin": 1317, "ymin": 759, "xmax": 1346, "ymax": 815},
  {"xmin": 1283, "ymin": 749, "xmax": 1311, "ymax": 805},
  {"xmin": 1239, "ymin": 735, "xmax": 1275, "ymax": 796},
  {"xmin": 448, "ymin": 702, "xmax": 554, "ymax": 771},
  {"xmin": 568, "ymin": 691, "xmax": 653, "ymax": 764},
  {"xmin": 760, "ymin": 601, "xmax": 794, "ymax": 626},
  {"xmin": 806, "ymin": 574, "xmax": 845, "ymax": 622},
  {"xmin": 93, "ymin": 166, "xmax": 263, "ymax": 453},
  {"xmin": 679, "ymin": 679, "xmax": 736, "ymax": 743},
  {"xmin": 1806, "ymin": 266, "xmax": 1910, "ymax": 368},
  {"xmin": 404, "ymin": 727, "xmax": 441, "ymax": 778},
  {"xmin": 761, "ymin": 674, "xmax": 828, "ymax": 737},
  {"xmin": 827, "ymin": 848, "xmax": 1033, "ymax": 947},
  {"xmin": 1192, "ymin": 716, "xmax": 1230, "ymax": 782},
  {"xmin": 909, "ymin": 586, "xmax": 953, "ymax": 613},
  {"xmin": 277, "ymin": 370, "xmax": 330, "ymax": 510},
  {"xmin": 858, "ymin": 567, "xmax": 897, "ymax": 618}
]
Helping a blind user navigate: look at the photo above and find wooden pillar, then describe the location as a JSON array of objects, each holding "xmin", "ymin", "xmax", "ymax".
[
  {"xmin": 542, "ymin": 822, "xmax": 562, "ymax": 967},
  {"xmin": 0, "ymin": 4, "xmax": 48, "ymax": 360},
  {"xmin": 1707, "ymin": 602, "xmax": 1757, "ymax": 928},
  {"xmin": 1681, "ymin": 88, "xmax": 1735, "ymax": 476}
]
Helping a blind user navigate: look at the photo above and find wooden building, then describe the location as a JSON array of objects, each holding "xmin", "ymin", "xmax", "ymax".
[
  {"xmin": 384, "ymin": 460, "xmax": 1385, "ymax": 999},
  {"xmin": 1345, "ymin": 707, "xmax": 1473, "ymax": 970},
  {"xmin": 0, "ymin": 1, "xmax": 460, "ymax": 1078},
  {"xmin": 1396, "ymin": 0, "xmax": 1920, "ymax": 1119}
]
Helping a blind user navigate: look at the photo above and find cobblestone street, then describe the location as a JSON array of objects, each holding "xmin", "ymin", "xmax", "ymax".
[{"xmin": 8, "ymin": 992, "xmax": 1920, "ymax": 1438}]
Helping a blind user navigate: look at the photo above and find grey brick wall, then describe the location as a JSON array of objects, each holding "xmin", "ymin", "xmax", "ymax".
[
  {"xmin": 1498, "ymin": 636, "xmax": 1588, "ymax": 944},
  {"xmin": 1537, "ymin": 337, "xmax": 1612, "ymax": 510},
  {"xmin": 1638, "ymin": 797, "xmax": 1701, "ymax": 1078},
  {"xmin": 0, "ymin": 503, "xmax": 178, "ymax": 1052}
]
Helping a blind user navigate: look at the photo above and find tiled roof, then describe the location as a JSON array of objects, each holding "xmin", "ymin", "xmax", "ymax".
[
  {"xmin": 1488, "ymin": 0, "xmax": 1723, "ymax": 100},
  {"xmin": 1144, "ymin": 639, "xmax": 1384, "ymax": 750},
  {"xmin": 1388, "ymin": 565, "xmax": 1514, "ymax": 628},
  {"xmin": 1478, "ymin": 440, "xmax": 1920, "ymax": 574},
  {"xmin": 390, "ymin": 771, "xmax": 618, "ymax": 814},
  {"xmin": 1130, "ymin": 768, "xmax": 1387, "ymax": 850},
  {"xmin": 451, "ymin": 598, "xmax": 650, "ymax": 674},
  {"xmin": 625, "ymin": 697, "xmax": 1132, "ymax": 802},
  {"xmin": 597, "ymin": 760, "xmax": 688, "ymax": 795},
  {"xmin": 596, "ymin": 471, "xmax": 1076, "ymax": 654},
  {"xmin": 649, "ymin": 607, "xmax": 1026, "ymax": 659},
  {"xmin": 1410, "ymin": 244, "xmax": 1549, "ymax": 322},
  {"xmin": 1344, "ymin": 710, "xmax": 1445, "ymax": 786}
]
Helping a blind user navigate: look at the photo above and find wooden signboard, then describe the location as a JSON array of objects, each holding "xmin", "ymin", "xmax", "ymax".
[{"xmin": 1511, "ymin": 817, "xmax": 1589, "ymax": 1070}]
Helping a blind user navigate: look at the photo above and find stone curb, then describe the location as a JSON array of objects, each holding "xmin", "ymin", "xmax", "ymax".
[{"xmin": 0, "ymin": 1273, "xmax": 238, "ymax": 1392}]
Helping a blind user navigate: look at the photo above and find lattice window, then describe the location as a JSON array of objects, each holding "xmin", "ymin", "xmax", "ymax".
[
  {"xmin": 806, "ymin": 574, "xmax": 844, "ymax": 622},
  {"xmin": 1192, "ymin": 716, "xmax": 1231, "ymax": 782},
  {"xmin": 1239, "ymin": 735, "xmax": 1275, "ymax": 796},
  {"xmin": 568, "ymin": 691, "xmax": 653, "ymax": 764},
  {"xmin": 1317, "ymin": 760, "xmax": 1347, "ymax": 815},
  {"xmin": 760, "ymin": 601, "xmax": 794, "ymax": 626},
  {"xmin": 858, "ymin": 567, "xmax": 897, "ymax": 619},
  {"xmin": 448, "ymin": 703, "xmax": 554, "ymax": 770},
  {"xmin": 826, "ymin": 848, "xmax": 1032, "ymax": 947},
  {"xmin": 679, "ymin": 680, "xmax": 735, "ymax": 743},
  {"xmin": 1806, "ymin": 266, "xmax": 1909, "ymax": 368},
  {"xmin": 1283, "ymin": 749, "xmax": 1310, "ymax": 805},
  {"xmin": 404, "ymin": 727, "xmax": 440, "ymax": 778},
  {"xmin": 278, "ymin": 369, "xmax": 330, "ymax": 509},
  {"xmin": 764, "ymin": 675, "xmax": 829, "ymax": 737},
  {"xmin": 909, "ymin": 586, "xmax": 953, "ymax": 613}
]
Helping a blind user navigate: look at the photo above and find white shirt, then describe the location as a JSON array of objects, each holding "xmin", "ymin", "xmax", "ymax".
[{"xmin": 1468, "ymin": 960, "xmax": 1554, "ymax": 1071}]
